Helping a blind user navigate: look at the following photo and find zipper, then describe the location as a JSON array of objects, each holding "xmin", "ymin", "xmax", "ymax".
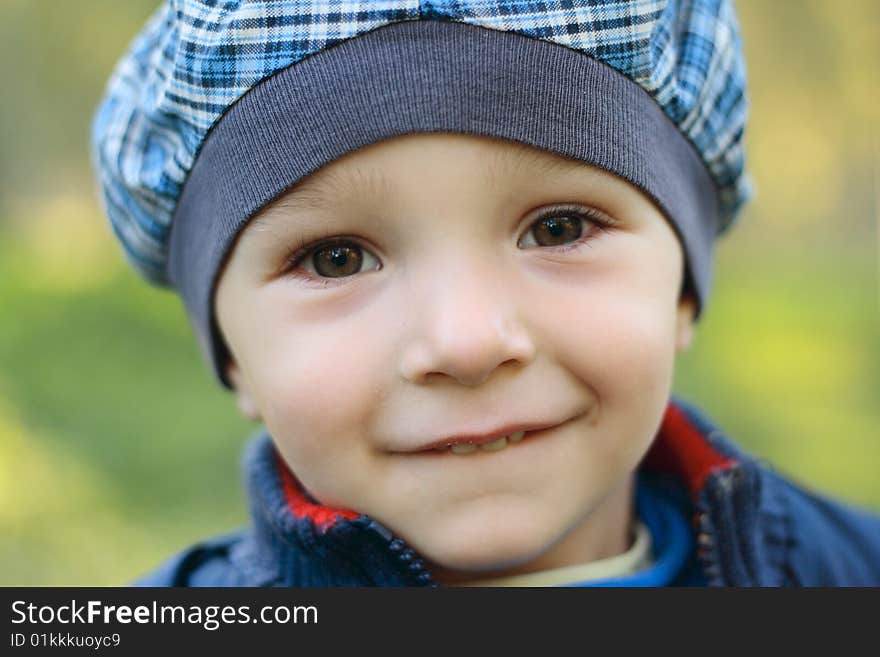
[
  {"xmin": 694, "ymin": 465, "xmax": 744, "ymax": 586},
  {"xmin": 695, "ymin": 509, "xmax": 724, "ymax": 585},
  {"xmin": 363, "ymin": 518, "xmax": 437, "ymax": 586}
]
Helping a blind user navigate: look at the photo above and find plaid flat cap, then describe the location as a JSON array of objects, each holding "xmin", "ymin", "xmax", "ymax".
[{"xmin": 92, "ymin": 0, "xmax": 751, "ymax": 388}]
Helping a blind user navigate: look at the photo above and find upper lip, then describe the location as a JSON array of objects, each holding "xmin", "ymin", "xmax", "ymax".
[{"xmin": 405, "ymin": 419, "xmax": 568, "ymax": 452}]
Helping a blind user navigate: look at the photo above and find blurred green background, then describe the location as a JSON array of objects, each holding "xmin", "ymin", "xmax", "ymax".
[{"xmin": 1, "ymin": 1, "xmax": 878, "ymax": 585}]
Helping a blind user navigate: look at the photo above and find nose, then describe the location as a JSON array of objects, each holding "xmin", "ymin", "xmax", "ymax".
[{"xmin": 398, "ymin": 262, "xmax": 536, "ymax": 387}]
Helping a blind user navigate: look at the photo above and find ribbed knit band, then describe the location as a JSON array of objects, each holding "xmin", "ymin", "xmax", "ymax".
[{"xmin": 168, "ymin": 19, "xmax": 719, "ymax": 389}]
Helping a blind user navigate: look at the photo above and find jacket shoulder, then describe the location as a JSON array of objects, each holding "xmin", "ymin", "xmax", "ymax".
[
  {"xmin": 131, "ymin": 530, "xmax": 250, "ymax": 587},
  {"xmin": 763, "ymin": 468, "xmax": 880, "ymax": 586}
]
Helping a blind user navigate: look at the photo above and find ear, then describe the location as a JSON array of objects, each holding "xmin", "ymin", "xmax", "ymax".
[
  {"xmin": 225, "ymin": 360, "xmax": 261, "ymax": 421},
  {"xmin": 675, "ymin": 293, "xmax": 697, "ymax": 353}
]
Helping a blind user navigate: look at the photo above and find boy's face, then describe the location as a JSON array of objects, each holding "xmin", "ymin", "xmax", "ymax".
[{"xmin": 215, "ymin": 133, "xmax": 695, "ymax": 580}]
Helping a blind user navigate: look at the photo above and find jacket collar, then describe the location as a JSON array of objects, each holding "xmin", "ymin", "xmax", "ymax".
[
  {"xmin": 237, "ymin": 398, "xmax": 790, "ymax": 586},
  {"xmin": 644, "ymin": 399, "xmax": 791, "ymax": 586}
]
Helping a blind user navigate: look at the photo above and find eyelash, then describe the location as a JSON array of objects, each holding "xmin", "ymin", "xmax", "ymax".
[
  {"xmin": 524, "ymin": 206, "xmax": 615, "ymax": 253},
  {"xmin": 281, "ymin": 205, "xmax": 616, "ymax": 284}
]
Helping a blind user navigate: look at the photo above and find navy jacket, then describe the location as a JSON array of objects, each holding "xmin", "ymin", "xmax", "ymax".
[{"xmin": 135, "ymin": 399, "xmax": 880, "ymax": 586}]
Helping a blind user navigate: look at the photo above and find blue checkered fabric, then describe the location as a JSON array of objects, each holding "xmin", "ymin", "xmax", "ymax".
[{"xmin": 92, "ymin": 0, "xmax": 751, "ymax": 286}]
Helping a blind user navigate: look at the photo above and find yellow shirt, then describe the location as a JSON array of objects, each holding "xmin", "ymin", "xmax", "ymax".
[{"xmin": 454, "ymin": 520, "xmax": 653, "ymax": 587}]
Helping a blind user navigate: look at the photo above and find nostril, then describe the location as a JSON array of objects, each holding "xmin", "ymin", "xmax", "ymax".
[{"xmin": 398, "ymin": 310, "xmax": 536, "ymax": 386}]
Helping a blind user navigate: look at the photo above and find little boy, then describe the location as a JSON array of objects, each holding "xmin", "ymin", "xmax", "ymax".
[{"xmin": 92, "ymin": 0, "xmax": 880, "ymax": 586}]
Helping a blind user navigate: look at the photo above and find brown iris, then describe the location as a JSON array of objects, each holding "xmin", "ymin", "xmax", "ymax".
[
  {"xmin": 312, "ymin": 244, "xmax": 362, "ymax": 277},
  {"xmin": 530, "ymin": 215, "xmax": 583, "ymax": 247}
]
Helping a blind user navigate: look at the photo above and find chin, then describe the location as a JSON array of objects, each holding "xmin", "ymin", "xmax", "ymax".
[{"xmin": 414, "ymin": 512, "xmax": 558, "ymax": 578}]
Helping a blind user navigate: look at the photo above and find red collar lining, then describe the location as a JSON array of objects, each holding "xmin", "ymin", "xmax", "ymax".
[
  {"xmin": 274, "ymin": 453, "xmax": 359, "ymax": 531},
  {"xmin": 642, "ymin": 403, "xmax": 737, "ymax": 497}
]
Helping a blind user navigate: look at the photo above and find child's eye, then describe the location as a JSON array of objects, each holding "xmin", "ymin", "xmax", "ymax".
[
  {"xmin": 285, "ymin": 206, "xmax": 612, "ymax": 282},
  {"xmin": 518, "ymin": 206, "xmax": 613, "ymax": 251},
  {"xmin": 289, "ymin": 239, "xmax": 381, "ymax": 280}
]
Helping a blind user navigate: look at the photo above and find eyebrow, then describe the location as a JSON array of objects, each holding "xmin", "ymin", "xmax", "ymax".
[
  {"xmin": 250, "ymin": 139, "xmax": 588, "ymax": 230},
  {"xmin": 486, "ymin": 142, "xmax": 587, "ymax": 188},
  {"xmin": 249, "ymin": 163, "xmax": 394, "ymax": 230}
]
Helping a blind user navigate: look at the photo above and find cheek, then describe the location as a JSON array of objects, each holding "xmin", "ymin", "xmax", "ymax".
[
  {"xmin": 244, "ymin": 309, "xmax": 392, "ymax": 476},
  {"xmin": 589, "ymin": 292, "xmax": 677, "ymax": 397},
  {"xmin": 549, "ymin": 284, "xmax": 678, "ymax": 475},
  {"xmin": 531, "ymin": 256, "xmax": 680, "ymax": 413}
]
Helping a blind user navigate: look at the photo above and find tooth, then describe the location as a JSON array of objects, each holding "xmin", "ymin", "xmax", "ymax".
[
  {"xmin": 479, "ymin": 436, "xmax": 508, "ymax": 451},
  {"xmin": 451, "ymin": 443, "xmax": 478, "ymax": 454},
  {"xmin": 508, "ymin": 431, "xmax": 525, "ymax": 443}
]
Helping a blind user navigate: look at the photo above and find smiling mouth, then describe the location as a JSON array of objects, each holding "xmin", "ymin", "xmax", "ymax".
[
  {"xmin": 435, "ymin": 430, "xmax": 527, "ymax": 454},
  {"xmin": 412, "ymin": 420, "xmax": 570, "ymax": 456},
  {"xmin": 394, "ymin": 413, "xmax": 582, "ymax": 457}
]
